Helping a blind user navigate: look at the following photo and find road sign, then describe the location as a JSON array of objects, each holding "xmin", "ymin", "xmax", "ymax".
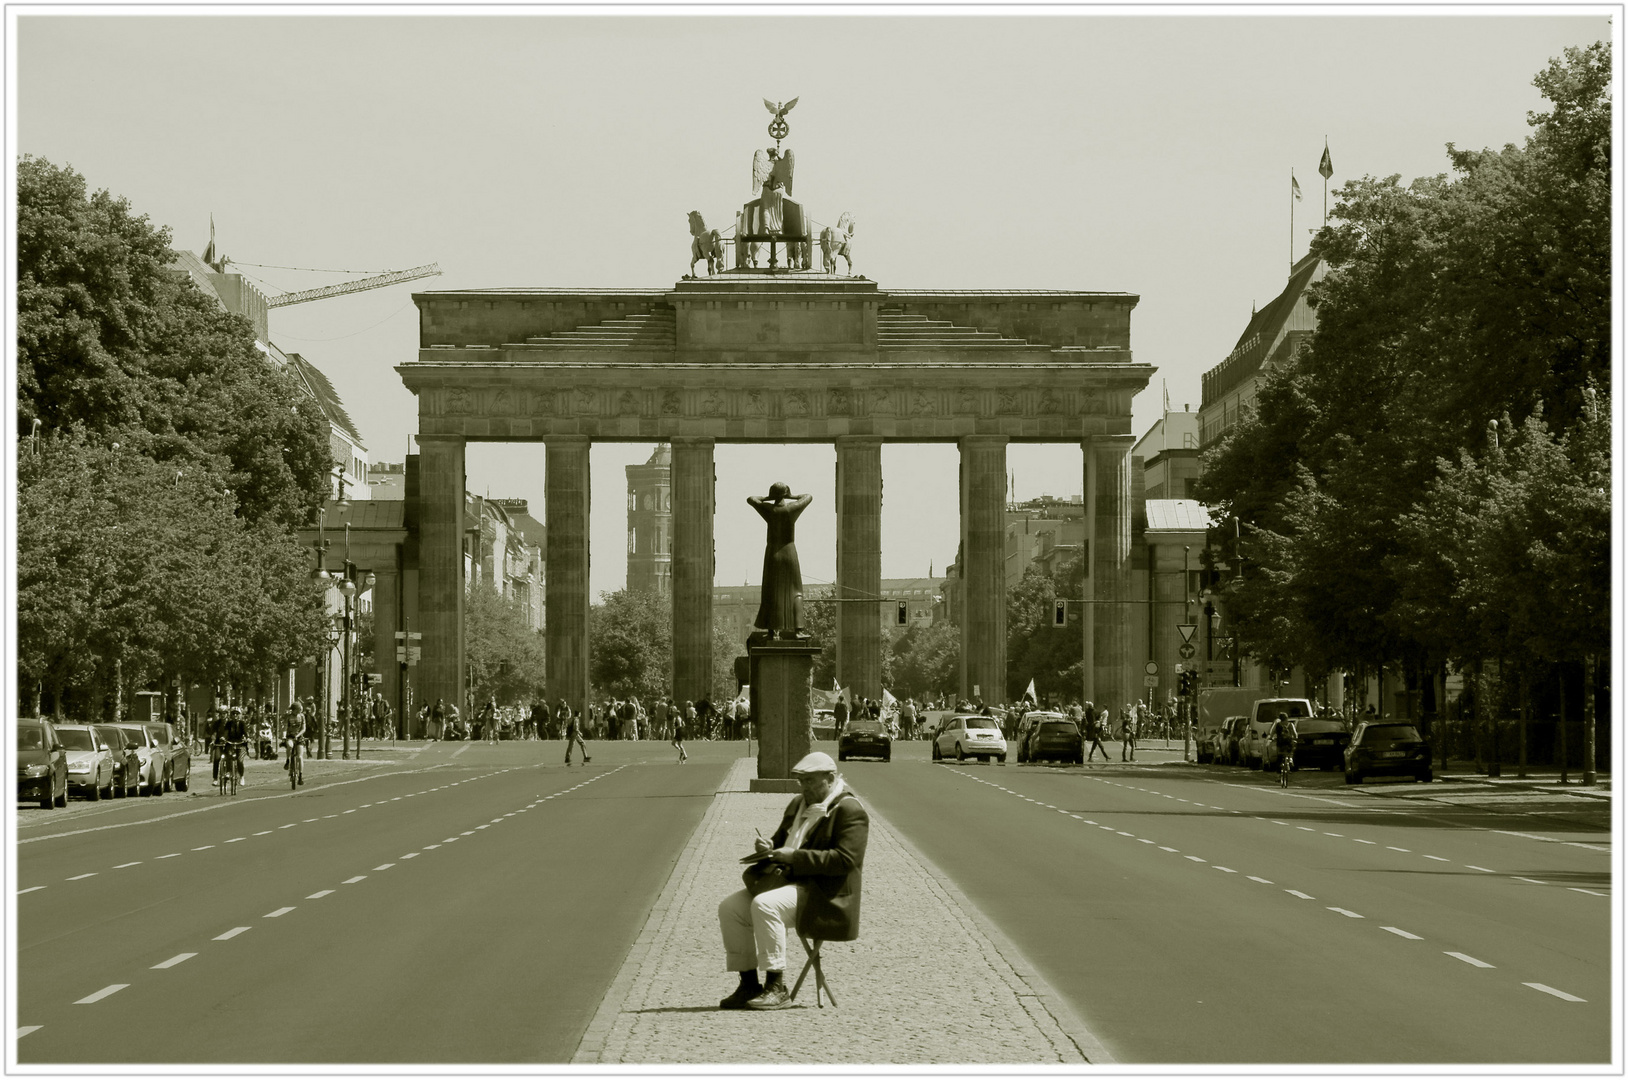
[
  {"xmin": 1178, "ymin": 643, "xmax": 1197, "ymax": 660},
  {"xmin": 1144, "ymin": 661, "xmax": 1159, "ymax": 675},
  {"xmin": 1143, "ymin": 675, "xmax": 1160, "ymax": 688},
  {"xmin": 396, "ymin": 646, "xmax": 407, "ymax": 663},
  {"xmin": 1177, "ymin": 624, "xmax": 1198, "ymax": 644},
  {"xmin": 407, "ymin": 646, "xmax": 421, "ymax": 664}
]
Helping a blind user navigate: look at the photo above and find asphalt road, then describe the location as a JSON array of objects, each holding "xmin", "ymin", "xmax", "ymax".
[
  {"xmin": 845, "ymin": 741, "xmax": 1611, "ymax": 1065},
  {"xmin": 16, "ymin": 738, "xmax": 730, "ymax": 1064}
]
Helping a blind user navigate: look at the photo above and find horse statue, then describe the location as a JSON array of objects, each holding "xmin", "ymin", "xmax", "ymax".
[
  {"xmin": 820, "ymin": 212, "xmax": 856, "ymax": 275},
  {"xmin": 688, "ymin": 211, "xmax": 726, "ymax": 276}
]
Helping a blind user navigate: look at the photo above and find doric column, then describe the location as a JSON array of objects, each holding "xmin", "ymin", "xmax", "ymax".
[
  {"xmin": 417, "ymin": 435, "xmax": 466, "ymax": 717},
  {"xmin": 835, "ymin": 436, "xmax": 883, "ymax": 701},
  {"xmin": 370, "ymin": 561, "xmax": 403, "ymax": 732},
  {"xmin": 959, "ymin": 435, "xmax": 1008, "ymax": 704},
  {"xmin": 1086, "ymin": 435, "xmax": 1135, "ymax": 715},
  {"xmin": 670, "ymin": 437, "xmax": 715, "ymax": 706},
  {"xmin": 545, "ymin": 437, "xmax": 592, "ymax": 718}
]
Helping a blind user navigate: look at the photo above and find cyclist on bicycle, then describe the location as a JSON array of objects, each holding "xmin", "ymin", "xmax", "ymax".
[
  {"xmin": 216, "ymin": 707, "xmax": 248, "ymax": 786},
  {"xmin": 284, "ymin": 703, "xmax": 307, "ymax": 786},
  {"xmin": 1270, "ymin": 711, "xmax": 1298, "ymax": 782}
]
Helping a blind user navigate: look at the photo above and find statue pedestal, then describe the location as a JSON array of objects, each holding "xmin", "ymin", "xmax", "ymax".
[{"xmin": 748, "ymin": 633, "xmax": 821, "ymax": 794}]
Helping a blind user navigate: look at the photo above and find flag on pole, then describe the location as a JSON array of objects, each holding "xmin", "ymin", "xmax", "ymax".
[
  {"xmin": 1318, "ymin": 142, "xmax": 1333, "ymax": 180},
  {"xmin": 1162, "ymin": 379, "xmax": 1170, "ymax": 413},
  {"xmin": 1291, "ymin": 173, "xmax": 1302, "ymax": 201},
  {"xmin": 1024, "ymin": 677, "xmax": 1037, "ymax": 704}
]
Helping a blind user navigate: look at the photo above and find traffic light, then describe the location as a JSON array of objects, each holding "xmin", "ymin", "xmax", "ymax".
[
  {"xmin": 896, "ymin": 601, "xmax": 909, "ymax": 626},
  {"xmin": 1053, "ymin": 600, "xmax": 1067, "ymax": 627}
]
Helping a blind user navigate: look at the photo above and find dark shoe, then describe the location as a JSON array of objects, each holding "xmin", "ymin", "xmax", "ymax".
[
  {"xmin": 583, "ymin": 756, "xmax": 591, "ymax": 764},
  {"xmin": 719, "ymin": 972, "xmax": 762, "ymax": 1009}
]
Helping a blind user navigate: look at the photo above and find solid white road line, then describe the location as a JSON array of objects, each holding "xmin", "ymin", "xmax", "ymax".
[
  {"xmin": 75, "ymin": 985, "xmax": 128, "ymax": 1004},
  {"xmin": 307, "ymin": 890, "xmax": 334, "ymax": 899},
  {"xmin": 1445, "ymin": 952, "xmax": 1494, "ymax": 968},
  {"xmin": 343, "ymin": 876, "xmax": 367, "ymax": 884},
  {"xmin": 18, "ymin": 1026, "xmax": 42, "ymax": 1038},
  {"xmin": 66, "ymin": 873, "xmax": 97, "ymax": 881},
  {"xmin": 214, "ymin": 927, "xmax": 250, "ymax": 940},
  {"xmin": 1328, "ymin": 907, "xmax": 1364, "ymax": 918},
  {"xmin": 1286, "ymin": 890, "xmax": 1315, "ymax": 900},
  {"xmin": 1524, "ymin": 983, "xmax": 1586, "ymax": 1002},
  {"xmin": 265, "ymin": 907, "xmax": 296, "ymax": 918},
  {"xmin": 1382, "ymin": 927, "xmax": 1423, "ymax": 940},
  {"xmin": 152, "ymin": 953, "xmax": 196, "ymax": 969}
]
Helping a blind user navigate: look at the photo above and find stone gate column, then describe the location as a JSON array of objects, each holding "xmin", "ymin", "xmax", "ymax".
[
  {"xmin": 670, "ymin": 437, "xmax": 715, "ymax": 706},
  {"xmin": 835, "ymin": 436, "xmax": 883, "ymax": 701},
  {"xmin": 1087, "ymin": 435, "xmax": 1135, "ymax": 715},
  {"xmin": 545, "ymin": 437, "xmax": 592, "ymax": 718},
  {"xmin": 959, "ymin": 435, "xmax": 1008, "ymax": 704},
  {"xmin": 417, "ymin": 435, "xmax": 466, "ymax": 717}
]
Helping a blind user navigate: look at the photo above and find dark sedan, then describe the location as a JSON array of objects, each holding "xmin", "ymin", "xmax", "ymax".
[
  {"xmin": 18, "ymin": 718, "xmax": 68, "ymax": 809},
  {"xmin": 1023, "ymin": 715, "xmax": 1083, "ymax": 764},
  {"xmin": 838, "ymin": 719, "xmax": 891, "ymax": 762},
  {"xmin": 1290, "ymin": 717, "xmax": 1352, "ymax": 771},
  {"xmin": 1345, "ymin": 722, "xmax": 1432, "ymax": 784}
]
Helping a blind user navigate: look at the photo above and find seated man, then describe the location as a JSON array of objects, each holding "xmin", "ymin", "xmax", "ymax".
[{"xmin": 717, "ymin": 751, "xmax": 868, "ymax": 1011}]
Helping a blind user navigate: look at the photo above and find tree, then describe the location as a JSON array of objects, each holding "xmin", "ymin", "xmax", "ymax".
[
  {"xmin": 889, "ymin": 621, "xmax": 960, "ymax": 701},
  {"xmin": 17, "ymin": 156, "xmax": 331, "ymax": 529},
  {"xmin": 588, "ymin": 589, "xmax": 672, "ymax": 703},
  {"xmin": 1005, "ymin": 558, "xmax": 1085, "ymax": 702},
  {"xmin": 464, "ymin": 586, "xmax": 547, "ymax": 706}
]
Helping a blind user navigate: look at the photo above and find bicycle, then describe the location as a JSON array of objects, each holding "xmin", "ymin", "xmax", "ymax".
[
  {"xmin": 1278, "ymin": 747, "xmax": 1294, "ymax": 788},
  {"xmin": 218, "ymin": 741, "xmax": 242, "ymax": 796},
  {"xmin": 287, "ymin": 737, "xmax": 304, "ymax": 790}
]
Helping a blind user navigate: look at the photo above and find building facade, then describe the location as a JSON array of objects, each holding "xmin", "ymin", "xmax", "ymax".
[{"xmin": 625, "ymin": 444, "xmax": 673, "ymax": 594}]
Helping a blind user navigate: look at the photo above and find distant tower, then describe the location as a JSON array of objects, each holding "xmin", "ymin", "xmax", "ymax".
[{"xmin": 626, "ymin": 444, "xmax": 673, "ymax": 594}]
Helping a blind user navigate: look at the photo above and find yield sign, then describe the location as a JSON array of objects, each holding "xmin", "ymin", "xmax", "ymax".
[{"xmin": 1177, "ymin": 624, "xmax": 1198, "ymax": 644}]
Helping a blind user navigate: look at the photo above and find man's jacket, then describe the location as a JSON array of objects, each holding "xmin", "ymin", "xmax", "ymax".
[{"xmin": 769, "ymin": 788, "xmax": 869, "ymax": 941}]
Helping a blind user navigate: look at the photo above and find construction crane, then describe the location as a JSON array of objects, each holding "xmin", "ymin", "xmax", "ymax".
[{"xmin": 261, "ymin": 263, "xmax": 442, "ymax": 308}]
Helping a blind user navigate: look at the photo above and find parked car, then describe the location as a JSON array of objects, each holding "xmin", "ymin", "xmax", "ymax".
[
  {"xmin": 838, "ymin": 718, "xmax": 891, "ymax": 762},
  {"xmin": 139, "ymin": 721, "xmax": 190, "ymax": 792},
  {"xmin": 932, "ymin": 715, "xmax": 1007, "ymax": 764},
  {"xmin": 1219, "ymin": 716, "xmax": 1249, "ymax": 765},
  {"xmin": 18, "ymin": 718, "xmax": 68, "ymax": 809},
  {"xmin": 1194, "ymin": 712, "xmax": 1229, "ymax": 764},
  {"xmin": 1244, "ymin": 698, "xmax": 1314, "ymax": 769},
  {"xmin": 96, "ymin": 724, "xmax": 142, "ymax": 798},
  {"xmin": 1280, "ymin": 715, "xmax": 1352, "ymax": 771},
  {"xmin": 55, "ymin": 724, "xmax": 116, "ymax": 800},
  {"xmin": 1345, "ymin": 722, "xmax": 1432, "ymax": 784},
  {"xmin": 1022, "ymin": 714, "xmax": 1083, "ymax": 764},
  {"xmin": 111, "ymin": 724, "xmax": 166, "ymax": 796}
]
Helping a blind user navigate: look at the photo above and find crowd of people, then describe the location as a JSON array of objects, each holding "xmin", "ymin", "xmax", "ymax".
[{"xmin": 411, "ymin": 693, "xmax": 756, "ymax": 745}]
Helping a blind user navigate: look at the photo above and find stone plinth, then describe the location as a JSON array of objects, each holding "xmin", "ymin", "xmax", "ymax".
[{"xmin": 748, "ymin": 634, "xmax": 821, "ymax": 793}]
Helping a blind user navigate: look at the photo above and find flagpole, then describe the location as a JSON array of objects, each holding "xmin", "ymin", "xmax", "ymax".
[
  {"xmin": 1289, "ymin": 169, "xmax": 1295, "ymax": 272},
  {"xmin": 1322, "ymin": 136, "xmax": 1329, "ymax": 228}
]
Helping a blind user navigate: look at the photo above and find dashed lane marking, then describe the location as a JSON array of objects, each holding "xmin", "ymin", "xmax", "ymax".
[
  {"xmin": 1466, "ymin": 865, "xmax": 1496, "ymax": 873},
  {"xmin": 74, "ymin": 985, "xmax": 128, "ymax": 1004},
  {"xmin": 1383, "ymin": 927, "xmax": 1423, "ymax": 940},
  {"xmin": 1214, "ymin": 866, "xmax": 1237, "ymax": 873},
  {"xmin": 1446, "ymin": 952, "xmax": 1494, "ymax": 968},
  {"xmin": 1328, "ymin": 907, "xmax": 1364, "ymax": 919},
  {"xmin": 278, "ymin": 824, "xmax": 296, "ymax": 830},
  {"xmin": 254, "ymin": 830, "xmax": 273, "ymax": 836},
  {"xmin": 1525, "ymin": 983, "xmax": 1586, "ymax": 1002},
  {"xmin": 1423, "ymin": 855, "xmax": 1449, "ymax": 862},
  {"xmin": 1514, "ymin": 877, "xmax": 1548, "ymax": 885},
  {"xmin": 225, "ymin": 839, "xmax": 244, "ymax": 844},
  {"xmin": 157, "ymin": 853, "xmax": 181, "ymax": 859},
  {"xmin": 191, "ymin": 845, "xmax": 214, "ymax": 851},
  {"xmin": 424, "ymin": 844, "xmax": 441, "ymax": 850},
  {"xmin": 1354, "ymin": 839, "xmax": 1376, "ymax": 845},
  {"xmin": 343, "ymin": 876, "xmax": 367, "ymax": 884},
  {"xmin": 18, "ymin": 886, "xmax": 46, "ymax": 895},
  {"xmin": 1387, "ymin": 846, "xmax": 1410, "ymax": 852},
  {"xmin": 373, "ymin": 864, "xmax": 395, "ymax": 871},
  {"xmin": 18, "ymin": 1026, "xmax": 42, "ymax": 1038},
  {"xmin": 1286, "ymin": 890, "xmax": 1315, "ymax": 900},
  {"xmin": 1184, "ymin": 856, "xmax": 1207, "ymax": 863},
  {"xmin": 307, "ymin": 890, "xmax": 334, "ymax": 899},
  {"xmin": 66, "ymin": 873, "xmax": 96, "ymax": 881},
  {"xmin": 1569, "ymin": 888, "xmax": 1608, "ymax": 897},
  {"xmin": 1158, "ymin": 846, "xmax": 1178, "ymax": 852},
  {"xmin": 1247, "ymin": 876, "xmax": 1274, "ymax": 884},
  {"xmin": 151, "ymin": 953, "xmax": 196, "ymax": 969},
  {"xmin": 401, "ymin": 853, "xmax": 419, "ymax": 859},
  {"xmin": 265, "ymin": 907, "xmax": 296, "ymax": 918},
  {"xmin": 1138, "ymin": 838, "xmax": 1155, "ymax": 844},
  {"xmin": 114, "ymin": 861, "xmax": 141, "ymax": 867},
  {"xmin": 214, "ymin": 927, "xmax": 250, "ymax": 940},
  {"xmin": 1324, "ymin": 832, "xmax": 1344, "ymax": 837}
]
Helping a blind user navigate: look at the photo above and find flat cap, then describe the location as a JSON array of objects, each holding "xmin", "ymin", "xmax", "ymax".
[{"xmin": 790, "ymin": 751, "xmax": 838, "ymax": 775}]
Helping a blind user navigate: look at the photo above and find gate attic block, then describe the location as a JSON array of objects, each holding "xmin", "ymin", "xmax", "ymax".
[{"xmin": 399, "ymin": 275, "xmax": 1153, "ymax": 715}]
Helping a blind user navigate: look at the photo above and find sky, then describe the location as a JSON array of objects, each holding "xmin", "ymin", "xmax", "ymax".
[{"xmin": 13, "ymin": 10, "xmax": 1611, "ymax": 599}]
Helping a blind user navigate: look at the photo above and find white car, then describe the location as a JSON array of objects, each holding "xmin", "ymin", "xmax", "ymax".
[
  {"xmin": 112, "ymin": 724, "xmax": 166, "ymax": 795},
  {"xmin": 54, "ymin": 724, "xmax": 116, "ymax": 800},
  {"xmin": 932, "ymin": 714, "xmax": 1008, "ymax": 764}
]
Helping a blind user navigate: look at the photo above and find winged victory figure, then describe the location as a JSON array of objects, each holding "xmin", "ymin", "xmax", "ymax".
[{"xmin": 763, "ymin": 97, "xmax": 799, "ymax": 122}]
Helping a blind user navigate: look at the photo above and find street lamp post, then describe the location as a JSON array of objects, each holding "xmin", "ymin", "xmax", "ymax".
[{"xmin": 341, "ymin": 576, "xmax": 357, "ymax": 760}]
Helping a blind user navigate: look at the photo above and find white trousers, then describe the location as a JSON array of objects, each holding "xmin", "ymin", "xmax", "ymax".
[{"xmin": 718, "ymin": 885, "xmax": 803, "ymax": 973}]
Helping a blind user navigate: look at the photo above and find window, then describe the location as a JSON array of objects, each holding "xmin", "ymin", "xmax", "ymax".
[
  {"xmin": 627, "ymin": 492, "xmax": 635, "ymax": 511},
  {"xmin": 627, "ymin": 528, "xmax": 636, "ymax": 554}
]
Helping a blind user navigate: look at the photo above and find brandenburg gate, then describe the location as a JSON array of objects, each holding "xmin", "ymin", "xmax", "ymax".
[{"xmin": 396, "ymin": 103, "xmax": 1153, "ymax": 719}]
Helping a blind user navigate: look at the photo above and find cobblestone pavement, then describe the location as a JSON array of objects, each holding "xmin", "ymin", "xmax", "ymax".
[{"xmin": 575, "ymin": 757, "xmax": 1111, "ymax": 1066}]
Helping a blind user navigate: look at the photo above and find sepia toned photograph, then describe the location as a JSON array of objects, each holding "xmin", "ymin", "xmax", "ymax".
[{"xmin": 9, "ymin": 6, "xmax": 1617, "ymax": 1071}]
